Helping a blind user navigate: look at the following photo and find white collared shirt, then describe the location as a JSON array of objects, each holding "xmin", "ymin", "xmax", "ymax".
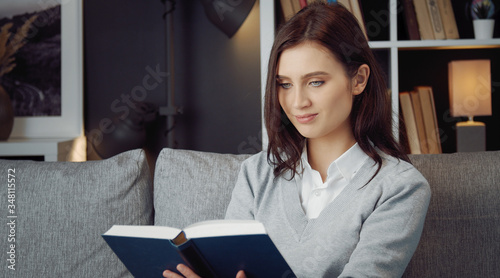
[{"xmin": 298, "ymin": 143, "xmax": 369, "ymax": 219}]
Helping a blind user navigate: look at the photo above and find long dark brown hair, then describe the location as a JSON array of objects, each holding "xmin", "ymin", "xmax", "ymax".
[{"xmin": 265, "ymin": 2, "xmax": 409, "ymax": 179}]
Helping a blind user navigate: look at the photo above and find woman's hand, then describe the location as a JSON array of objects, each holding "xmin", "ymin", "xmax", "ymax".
[
  {"xmin": 163, "ymin": 264, "xmax": 199, "ymax": 278},
  {"xmin": 163, "ymin": 264, "xmax": 246, "ymax": 278}
]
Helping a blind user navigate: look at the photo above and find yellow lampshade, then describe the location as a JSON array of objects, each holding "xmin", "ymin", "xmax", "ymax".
[{"xmin": 448, "ymin": 60, "xmax": 492, "ymax": 117}]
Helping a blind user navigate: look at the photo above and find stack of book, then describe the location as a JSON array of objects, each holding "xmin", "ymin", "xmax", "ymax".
[
  {"xmin": 403, "ymin": 0, "xmax": 460, "ymax": 40},
  {"xmin": 279, "ymin": 0, "xmax": 367, "ymax": 38},
  {"xmin": 399, "ymin": 86, "xmax": 442, "ymax": 154}
]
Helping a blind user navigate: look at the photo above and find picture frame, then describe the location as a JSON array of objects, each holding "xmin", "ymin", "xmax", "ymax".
[{"xmin": 9, "ymin": 0, "xmax": 83, "ymax": 138}]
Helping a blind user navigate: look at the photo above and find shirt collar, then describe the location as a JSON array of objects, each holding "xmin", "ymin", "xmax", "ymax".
[{"xmin": 300, "ymin": 142, "xmax": 369, "ymax": 182}]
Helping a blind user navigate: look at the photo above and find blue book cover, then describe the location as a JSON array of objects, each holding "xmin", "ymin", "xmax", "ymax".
[{"xmin": 102, "ymin": 220, "xmax": 296, "ymax": 278}]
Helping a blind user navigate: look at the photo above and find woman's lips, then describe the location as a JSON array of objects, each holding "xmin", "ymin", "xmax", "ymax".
[{"xmin": 295, "ymin": 113, "xmax": 318, "ymax": 124}]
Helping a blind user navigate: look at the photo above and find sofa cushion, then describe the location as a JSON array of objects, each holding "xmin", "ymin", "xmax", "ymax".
[
  {"xmin": 0, "ymin": 149, "xmax": 153, "ymax": 278},
  {"xmin": 154, "ymin": 148, "xmax": 250, "ymax": 228},
  {"xmin": 404, "ymin": 151, "xmax": 500, "ymax": 277}
]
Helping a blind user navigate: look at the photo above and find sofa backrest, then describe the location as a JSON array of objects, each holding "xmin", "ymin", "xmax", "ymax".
[
  {"xmin": 404, "ymin": 151, "xmax": 500, "ymax": 277},
  {"xmin": 154, "ymin": 149, "xmax": 500, "ymax": 277},
  {"xmin": 153, "ymin": 148, "xmax": 250, "ymax": 228},
  {"xmin": 0, "ymin": 149, "xmax": 153, "ymax": 278}
]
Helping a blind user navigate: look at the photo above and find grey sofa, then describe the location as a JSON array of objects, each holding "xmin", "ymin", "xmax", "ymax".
[{"xmin": 1, "ymin": 148, "xmax": 498, "ymax": 277}]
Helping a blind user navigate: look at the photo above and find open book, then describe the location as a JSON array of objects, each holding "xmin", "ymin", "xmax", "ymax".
[{"xmin": 102, "ymin": 220, "xmax": 296, "ymax": 278}]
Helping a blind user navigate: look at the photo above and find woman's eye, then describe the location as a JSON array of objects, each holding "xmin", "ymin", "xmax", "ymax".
[
  {"xmin": 310, "ymin": 81, "xmax": 324, "ymax": 87},
  {"xmin": 279, "ymin": 83, "xmax": 292, "ymax": 89}
]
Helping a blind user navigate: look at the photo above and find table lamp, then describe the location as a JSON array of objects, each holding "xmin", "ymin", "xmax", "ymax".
[{"xmin": 448, "ymin": 59, "xmax": 492, "ymax": 152}]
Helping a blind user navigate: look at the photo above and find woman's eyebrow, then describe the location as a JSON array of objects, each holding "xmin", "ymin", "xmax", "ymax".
[
  {"xmin": 302, "ymin": 71, "xmax": 329, "ymax": 79},
  {"xmin": 276, "ymin": 71, "xmax": 329, "ymax": 80}
]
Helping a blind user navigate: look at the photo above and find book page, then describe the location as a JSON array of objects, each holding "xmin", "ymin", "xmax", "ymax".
[
  {"xmin": 184, "ymin": 220, "xmax": 266, "ymax": 239},
  {"xmin": 104, "ymin": 225, "xmax": 182, "ymax": 240}
]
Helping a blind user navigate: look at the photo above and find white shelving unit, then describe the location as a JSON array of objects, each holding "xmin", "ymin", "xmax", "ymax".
[
  {"xmin": 259, "ymin": 0, "xmax": 500, "ymax": 145},
  {"xmin": 370, "ymin": 38, "xmax": 500, "ymax": 49},
  {"xmin": 0, "ymin": 137, "xmax": 87, "ymax": 161},
  {"xmin": 259, "ymin": 0, "xmax": 275, "ymax": 149}
]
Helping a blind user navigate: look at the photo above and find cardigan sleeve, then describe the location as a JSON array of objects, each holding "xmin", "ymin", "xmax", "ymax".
[
  {"xmin": 224, "ymin": 157, "xmax": 257, "ymax": 220},
  {"xmin": 339, "ymin": 166, "xmax": 431, "ymax": 278}
]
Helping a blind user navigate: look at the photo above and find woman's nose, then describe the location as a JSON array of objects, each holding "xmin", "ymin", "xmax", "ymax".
[{"xmin": 292, "ymin": 87, "xmax": 312, "ymax": 109}]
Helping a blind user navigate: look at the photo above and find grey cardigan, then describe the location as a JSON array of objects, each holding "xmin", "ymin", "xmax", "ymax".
[{"xmin": 225, "ymin": 151, "xmax": 431, "ymax": 277}]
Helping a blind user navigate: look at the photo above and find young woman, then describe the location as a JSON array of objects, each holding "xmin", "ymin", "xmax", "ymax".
[{"xmin": 164, "ymin": 2, "xmax": 430, "ymax": 277}]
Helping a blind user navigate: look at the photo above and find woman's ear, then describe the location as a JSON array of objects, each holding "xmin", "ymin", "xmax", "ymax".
[{"xmin": 352, "ymin": 64, "xmax": 370, "ymax": 96}]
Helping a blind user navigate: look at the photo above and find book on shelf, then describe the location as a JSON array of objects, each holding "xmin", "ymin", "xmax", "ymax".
[
  {"xmin": 437, "ymin": 0, "xmax": 459, "ymax": 39},
  {"xmin": 414, "ymin": 86, "xmax": 442, "ymax": 154},
  {"xmin": 399, "ymin": 87, "xmax": 442, "ymax": 154},
  {"xmin": 102, "ymin": 220, "xmax": 296, "ymax": 278},
  {"xmin": 413, "ymin": 0, "xmax": 436, "ymax": 39},
  {"xmin": 306, "ymin": 0, "xmax": 328, "ymax": 4},
  {"xmin": 280, "ymin": 0, "xmax": 301, "ymax": 21},
  {"xmin": 402, "ymin": 0, "xmax": 421, "ymax": 40},
  {"xmin": 425, "ymin": 0, "xmax": 446, "ymax": 39},
  {"xmin": 334, "ymin": 0, "xmax": 367, "ymax": 38},
  {"xmin": 400, "ymin": 92, "xmax": 422, "ymax": 154},
  {"xmin": 336, "ymin": 0, "xmax": 350, "ymax": 11},
  {"xmin": 406, "ymin": 0, "xmax": 459, "ymax": 40},
  {"xmin": 349, "ymin": 0, "xmax": 368, "ymax": 39},
  {"xmin": 279, "ymin": 0, "xmax": 368, "ymax": 39},
  {"xmin": 409, "ymin": 90, "xmax": 429, "ymax": 154}
]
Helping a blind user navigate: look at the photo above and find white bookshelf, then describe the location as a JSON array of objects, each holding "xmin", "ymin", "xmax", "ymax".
[
  {"xmin": 369, "ymin": 38, "xmax": 500, "ymax": 49},
  {"xmin": 0, "ymin": 137, "xmax": 87, "ymax": 162},
  {"xmin": 259, "ymin": 0, "xmax": 275, "ymax": 149},
  {"xmin": 259, "ymin": 0, "xmax": 500, "ymax": 146}
]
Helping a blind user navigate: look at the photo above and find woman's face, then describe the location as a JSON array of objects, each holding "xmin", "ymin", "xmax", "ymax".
[{"xmin": 277, "ymin": 41, "xmax": 362, "ymax": 143}]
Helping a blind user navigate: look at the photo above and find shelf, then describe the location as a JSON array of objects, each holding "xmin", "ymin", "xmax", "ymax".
[
  {"xmin": 260, "ymin": 0, "xmax": 500, "ymax": 151},
  {"xmin": 369, "ymin": 38, "xmax": 500, "ymax": 49},
  {"xmin": 0, "ymin": 137, "xmax": 87, "ymax": 161}
]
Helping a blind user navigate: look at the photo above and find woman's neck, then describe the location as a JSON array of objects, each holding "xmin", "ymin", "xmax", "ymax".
[{"xmin": 307, "ymin": 133, "xmax": 356, "ymax": 182}]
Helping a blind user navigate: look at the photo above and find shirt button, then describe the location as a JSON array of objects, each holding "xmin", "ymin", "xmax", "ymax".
[{"xmin": 314, "ymin": 191, "xmax": 321, "ymax": 197}]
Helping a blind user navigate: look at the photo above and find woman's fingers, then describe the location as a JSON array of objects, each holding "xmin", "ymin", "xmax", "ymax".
[
  {"xmin": 236, "ymin": 270, "xmax": 247, "ymax": 278},
  {"xmin": 177, "ymin": 264, "xmax": 201, "ymax": 277},
  {"xmin": 163, "ymin": 269, "xmax": 181, "ymax": 278},
  {"xmin": 163, "ymin": 264, "xmax": 201, "ymax": 278},
  {"xmin": 163, "ymin": 264, "xmax": 245, "ymax": 278}
]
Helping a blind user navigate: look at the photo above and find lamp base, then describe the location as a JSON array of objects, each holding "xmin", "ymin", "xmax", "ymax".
[{"xmin": 456, "ymin": 121, "xmax": 486, "ymax": 152}]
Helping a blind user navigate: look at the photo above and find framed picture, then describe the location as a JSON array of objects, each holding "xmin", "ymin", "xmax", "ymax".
[{"xmin": 0, "ymin": 0, "xmax": 83, "ymax": 138}]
